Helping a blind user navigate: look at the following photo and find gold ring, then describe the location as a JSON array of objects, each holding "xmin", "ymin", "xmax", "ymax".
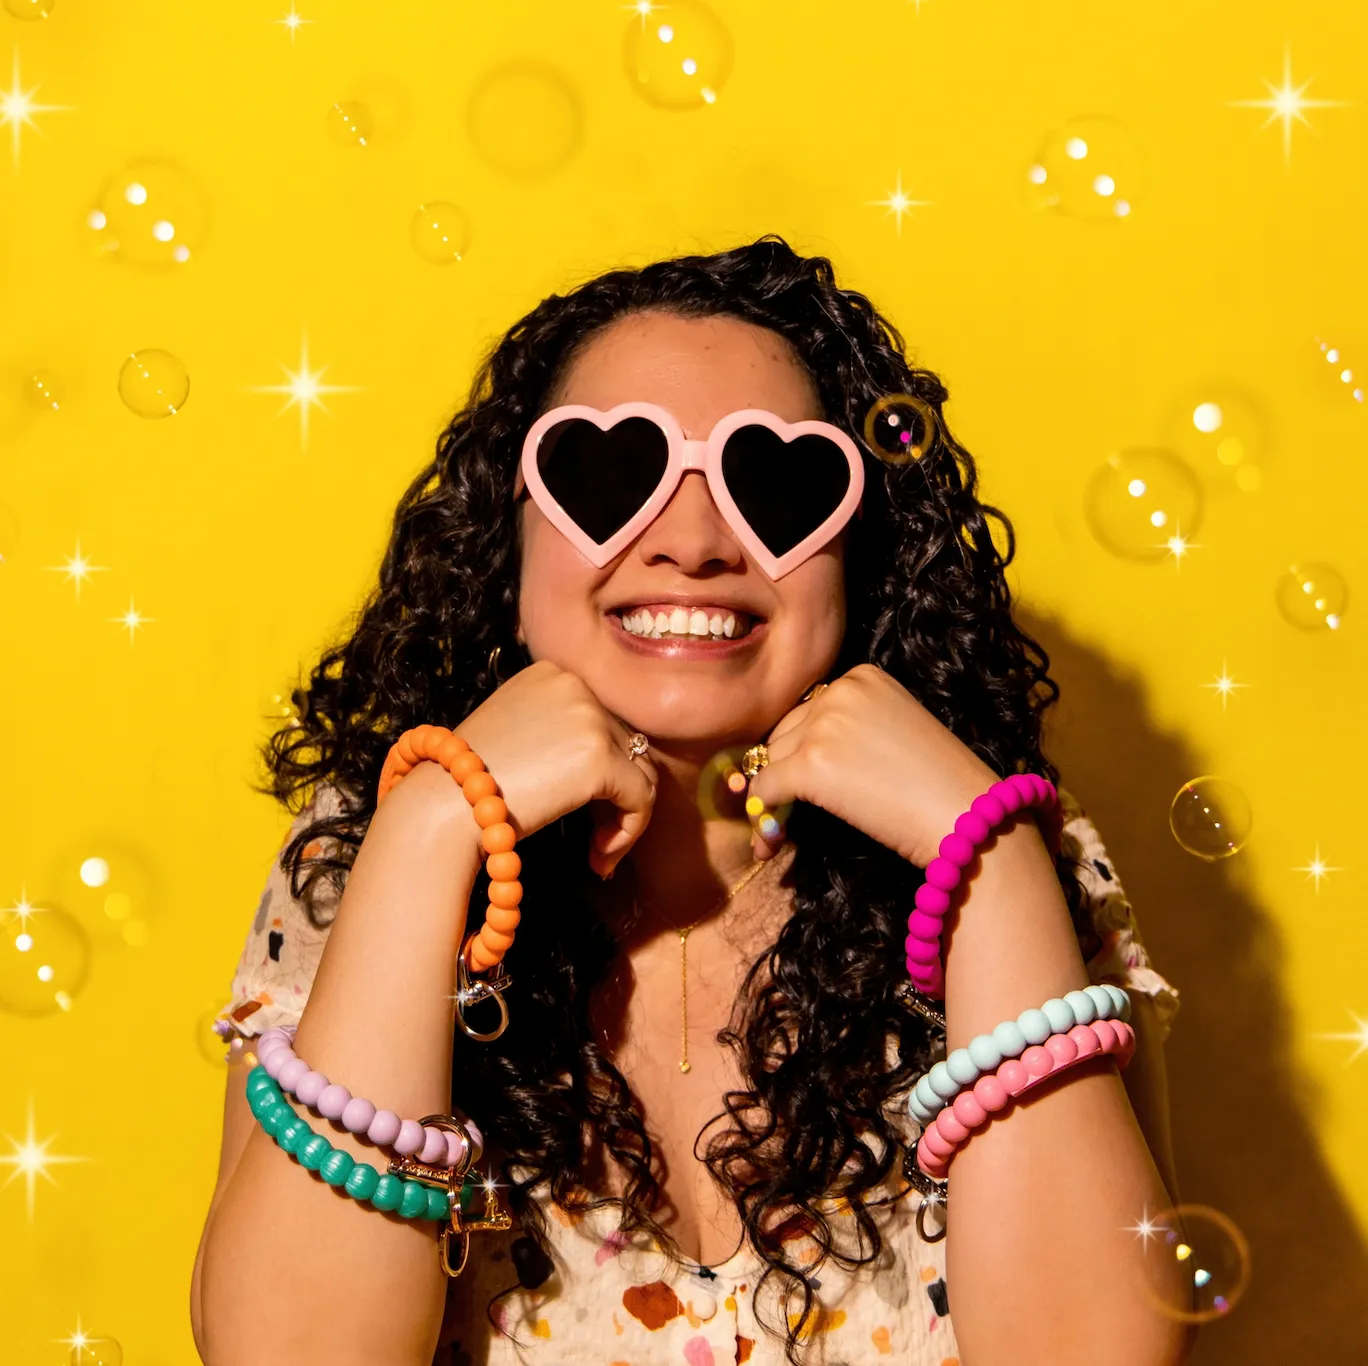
[
  {"xmin": 626, "ymin": 732, "xmax": 649, "ymax": 760},
  {"xmin": 741, "ymin": 743, "xmax": 770, "ymax": 778},
  {"xmin": 802, "ymin": 682, "xmax": 829, "ymax": 704}
]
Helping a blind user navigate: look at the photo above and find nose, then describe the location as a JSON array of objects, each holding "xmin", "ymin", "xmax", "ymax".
[{"xmin": 633, "ymin": 470, "xmax": 744, "ymax": 574}]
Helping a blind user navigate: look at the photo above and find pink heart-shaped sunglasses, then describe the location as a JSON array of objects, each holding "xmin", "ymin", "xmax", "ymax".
[{"xmin": 513, "ymin": 402, "xmax": 866, "ymax": 580}]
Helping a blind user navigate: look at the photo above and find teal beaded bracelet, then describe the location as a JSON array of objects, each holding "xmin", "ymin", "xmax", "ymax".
[
  {"xmin": 246, "ymin": 1065, "xmax": 458, "ymax": 1223},
  {"xmin": 908, "ymin": 984, "xmax": 1131, "ymax": 1125}
]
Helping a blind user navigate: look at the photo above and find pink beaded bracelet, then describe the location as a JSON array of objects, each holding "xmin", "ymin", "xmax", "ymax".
[
  {"xmin": 905, "ymin": 773, "xmax": 1063, "ymax": 998},
  {"xmin": 915, "ymin": 1016, "xmax": 1135, "ymax": 1178},
  {"xmin": 257, "ymin": 1027, "xmax": 484, "ymax": 1169}
]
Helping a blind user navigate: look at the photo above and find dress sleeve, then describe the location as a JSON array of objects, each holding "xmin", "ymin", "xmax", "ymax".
[
  {"xmin": 214, "ymin": 785, "xmax": 350, "ymax": 1042},
  {"xmin": 1058, "ymin": 788, "xmax": 1181, "ymax": 1043}
]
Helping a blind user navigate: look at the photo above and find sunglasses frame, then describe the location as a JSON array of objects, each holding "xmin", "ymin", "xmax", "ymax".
[{"xmin": 515, "ymin": 402, "xmax": 866, "ymax": 580}]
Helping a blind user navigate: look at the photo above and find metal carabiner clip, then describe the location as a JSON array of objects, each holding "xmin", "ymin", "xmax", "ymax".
[
  {"xmin": 904, "ymin": 1136, "xmax": 949, "ymax": 1244},
  {"xmin": 454, "ymin": 934, "xmax": 514, "ymax": 1042}
]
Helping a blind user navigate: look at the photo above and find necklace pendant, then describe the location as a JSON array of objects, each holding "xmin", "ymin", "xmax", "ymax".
[{"xmin": 679, "ymin": 1060, "xmax": 691, "ymax": 1073}]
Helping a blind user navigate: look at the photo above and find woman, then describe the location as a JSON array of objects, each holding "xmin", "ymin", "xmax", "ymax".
[{"xmin": 192, "ymin": 237, "xmax": 1188, "ymax": 1366}]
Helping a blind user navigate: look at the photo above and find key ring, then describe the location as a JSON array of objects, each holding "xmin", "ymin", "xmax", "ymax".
[
  {"xmin": 455, "ymin": 935, "xmax": 513, "ymax": 1042},
  {"xmin": 903, "ymin": 1136, "xmax": 949, "ymax": 1243}
]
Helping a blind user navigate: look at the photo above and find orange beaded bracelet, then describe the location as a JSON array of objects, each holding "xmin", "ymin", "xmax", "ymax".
[{"xmin": 377, "ymin": 724, "xmax": 522, "ymax": 977}]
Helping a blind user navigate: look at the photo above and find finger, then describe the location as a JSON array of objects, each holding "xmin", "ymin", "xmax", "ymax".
[
  {"xmin": 590, "ymin": 747, "xmax": 658, "ymax": 877},
  {"xmin": 745, "ymin": 751, "xmax": 802, "ymax": 857}
]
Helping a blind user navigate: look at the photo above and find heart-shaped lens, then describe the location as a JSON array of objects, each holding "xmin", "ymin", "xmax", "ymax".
[
  {"xmin": 535, "ymin": 416, "xmax": 670, "ymax": 546},
  {"xmin": 720, "ymin": 426, "xmax": 852, "ymax": 557}
]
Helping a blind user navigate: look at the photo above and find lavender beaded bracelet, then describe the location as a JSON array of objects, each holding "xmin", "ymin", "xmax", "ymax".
[
  {"xmin": 258, "ymin": 1026, "xmax": 484, "ymax": 1169},
  {"xmin": 904, "ymin": 774, "xmax": 1063, "ymax": 1000}
]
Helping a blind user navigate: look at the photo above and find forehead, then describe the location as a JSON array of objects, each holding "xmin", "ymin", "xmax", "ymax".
[{"xmin": 549, "ymin": 310, "xmax": 822, "ymax": 438}]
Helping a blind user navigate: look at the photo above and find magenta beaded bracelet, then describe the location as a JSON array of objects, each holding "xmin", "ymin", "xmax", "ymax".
[
  {"xmin": 257, "ymin": 1027, "xmax": 484, "ymax": 1169},
  {"xmin": 904, "ymin": 773, "xmax": 1063, "ymax": 999}
]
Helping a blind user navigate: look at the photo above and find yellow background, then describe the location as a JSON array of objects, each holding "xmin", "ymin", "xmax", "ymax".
[{"xmin": 2, "ymin": 1, "xmax": 1365, "ymax": 1361}]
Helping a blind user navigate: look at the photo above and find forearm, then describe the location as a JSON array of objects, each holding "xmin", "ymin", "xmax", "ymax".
[
  {"xmin": 941, "ymin": 823, "xmax": 1194, "ymax": 1366},
  {"xmin": 198, "ymin": 789, "xmax": 482, "ymax": 1366}
]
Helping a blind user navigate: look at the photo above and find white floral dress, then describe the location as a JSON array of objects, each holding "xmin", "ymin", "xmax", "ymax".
[{"xmin": 217, "ymin": 788, "xmax": 1178, "ymax": 1366}]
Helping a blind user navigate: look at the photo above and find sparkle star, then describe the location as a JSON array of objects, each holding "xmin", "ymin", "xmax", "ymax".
[
  {"xmin": 1, "ymin": 889, "xmax": 43, "ymax": 932},
  {"xmin": 868, "ymin": 172, "xmax": 934, "ymax": 237},
  {"xmin": 0, "ymin": 50, "xmax": 74, "ymax": 170},
  {"xmin": 1124, "ymin": 1205, "xmax": 1166, "ymax": 1245},
  {"xmin": 623, "ymin": 0, "xmax": 658, "ymax": 25},
  {"xmin": 271, "ymin": 5, "xmax": 315, "ymax": 41},
  {"xmin": 246, "ymin": 332, "xmax": 361, "ymax": 452},
  {"xmin": 108, "ymin": 598, "xmax": 154, "ymax": 645},
  {"xmin": 1228, "ymin": 46, "xmax": 1350, "ymax": 167},
  {"xmin": 1201, "ymin": 661, "xmax": 1248, "ymax": 710},
  {"xmin": 56, "ymin": 1314, "xmax": 92, "ymax": 1356},
  {"xmin": 1160, "ymin": 525, "xmax": 1200, "ymax": 570},
  {"xmin": 0, "ymin": 1101, "xmax": 91, "ymax": 1222},
  {"xmin": 1316, "ymin": 1011, "xmax": 1368, "ymax": 1065},
  {"xmin": 45, "ymin": 539, "xmax": 108, "ymax": 602},
  {"xmin": 1293, "ymin": 845, "xmax": 1341, "ymax": 894}
]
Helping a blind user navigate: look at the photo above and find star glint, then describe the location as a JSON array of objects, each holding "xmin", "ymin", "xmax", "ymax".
[
  {"xmin": 867, "ymin": 172, "xmax": 934, "ymax": 237},
  {"xmin": 1, "ymin": 889, "xmax": 43, "ymax": 932},
  {"xmin": 1316, "ymin": 1011, "xmax": 1368, "ymax": 1065},
  {"xmin": 246, "ymin": 332, "xmax": 362, "ymax": 452},
  {"xmin": 1124, "ymin": 1205, "xmax": 1166, "ymax": 1245},
  {"xmin": 1201, "ymin": 661, "xmax": 1248, "ymax": 710},
  {"xmin": 0, "ymin": 1101, "xmax": 91, "ymax": 1222},
  {"xmin": 271, "ymin": 6, "xmax": 315, "ymax": 41},
  {"xmin": 1159, "ymin": 524, "xmax": 1200, "ymax": 570},
  {"xmin": 1293, "ymin": 845, "xmax": 1341, "ymax": 894},
  {"xmin": 109, "ymin": 598, "xmax": 155, "ymax": 645},
  {"xmin": 45, "ymin": 540, "xmax": 108, "ymax": 602},
  {"xmin": 0, "ymin": 50, "xmax": 74, "ymax": 170},
  {"xmin": 1228, "ymin": 46, "xmax": 1350, "ymax": 167}
]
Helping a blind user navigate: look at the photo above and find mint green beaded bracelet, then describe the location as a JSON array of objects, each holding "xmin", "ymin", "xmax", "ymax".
[{"xmin": 246, "ymin": 1065, "xmax": 451, "ymax": 1223}]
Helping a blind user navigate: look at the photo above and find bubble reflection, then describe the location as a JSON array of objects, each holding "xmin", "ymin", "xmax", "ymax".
[{"xmin": 1169, "ymin": 777, "xmax": 1252, "ymax": 861}]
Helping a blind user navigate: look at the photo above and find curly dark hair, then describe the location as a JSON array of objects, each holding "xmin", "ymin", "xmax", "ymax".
[{"xmin": 258, "ymin": 235, "xmax": 1095, "ymax": 1363}]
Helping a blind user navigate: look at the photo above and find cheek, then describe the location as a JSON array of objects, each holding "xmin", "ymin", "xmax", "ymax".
[{"xmin": 517, "ymin": 510, "xmax": 600, "ymax": 653}]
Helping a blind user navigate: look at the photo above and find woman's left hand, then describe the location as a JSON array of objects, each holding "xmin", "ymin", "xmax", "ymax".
[{"xmin": 746, "ymin": 664, "xmax": 1002, "ymax": 867}]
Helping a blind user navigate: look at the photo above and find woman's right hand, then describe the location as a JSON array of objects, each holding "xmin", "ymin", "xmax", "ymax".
[{"xmin": 448, "ymin": 659, "xmax": 657, "ymax": 878}]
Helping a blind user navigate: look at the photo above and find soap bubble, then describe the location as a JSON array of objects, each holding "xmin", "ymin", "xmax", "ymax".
[
  {"xmin": 1169, "ymin": 777, "xmax": 1251, "ymax": 861},
  {"xmin": 24, "ymin": 370, "xmax": 64, "ymax": 412},
  {"xmin": 1024, "ymin": 116, "xmax": 1147, "ymax": 221},
  {"xmin": 468, "ymin": 63, "xmax": 582, "ymax": 178},
  {"xmin": 1311, "ymin": 334, "xmax": 1366, "ymax": 405},
  {"xmin": 1276, "ymin": 563, "xmax": 1347, "ymax": 631},
  {"xmin": 260, "ymin": 686, "xmax": 305, "ymax": 729},
  {"xmin": 196, "ymin": 1007, "xmax": 255, "ymax": 1068},
  {"xmin": 1167, "ymin": 386, "xmax": 1267, "ymax": 493},
  {"xmin": 4, "ymin": 0, "xmax": 56, "ymax": 18},
  {"xmin": 70, "ymin": 1339, "xmax": 123, "ymax": 1366},
  {"xmin": 85, "ymin": 159, "xmax": 208, "ymax": 267},
  {"xmin": 623, "ymin": 0, "xmax": 733, "ymax": 110},
  {"xmin": 327, "ymin": 101, "xmax": 372, "ymax": 148},
  {"xmin": 1084, "ymin": 448, "xmax": 1203, "ymax": 561},
  {"xmin": 1137, "ymin": 1204, "xmax": 1250, "ymax": 1323},
  {"xmin": 47, "ymin": 839, "xmax": 156, "ymax": 950},
  {"xmin": 863, "ymin": 393, "xmax": 939, "ymax": 465},
  {"xmin": 410, "ymin": 202, "xmax": 471, "ymax": 264},
  {"xmin": 119, "ymin": 349, "xmax": 189, "ymax": 418},
  {"xmin": 0, "ymin": 901, "xmax": 89, "ymax": 1015}
]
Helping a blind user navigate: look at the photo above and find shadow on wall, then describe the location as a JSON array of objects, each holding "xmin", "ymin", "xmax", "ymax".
[{"xmin": 1025, "ymin": 611, "xmax": 1368, "ymax": 1366}]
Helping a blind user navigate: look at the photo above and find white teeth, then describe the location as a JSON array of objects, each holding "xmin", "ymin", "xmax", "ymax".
[
  {"xmin": 617, "ymin": 608, "xmax": 751, "ymax": 640},
  {"xmin": 708, "ymin": 613, "xmax": 723, "ymax": 635},
  {"xmin": 669, "ymin": 607, "xmax": 690, "ymax": 635},
  {"xmin": 723, "ymin": 614, "xmax": 736, "ymax": 638},
  {"xmin": 655, "ymin": 610, "xmax": 670, "ymax": 633},
  {"xmin": 689, "ymin": 610, "xmax": 710, "ymax": 636}
]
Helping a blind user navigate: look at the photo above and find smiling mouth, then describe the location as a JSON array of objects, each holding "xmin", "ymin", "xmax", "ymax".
[{"xmin": 613, "ymin": 605, "xmax": 758, "ymax": 642}]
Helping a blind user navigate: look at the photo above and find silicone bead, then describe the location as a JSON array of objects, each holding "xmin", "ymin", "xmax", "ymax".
[
  {"xmin": 925, "ymin": 858, "xmax": 962, "ymax": 893},
  {"xmin": 973, "ymin": 1073, "xmax": 1010, "ymax": 1113},
  {"xmin": 395, "ymin": 1119, "xmax": 427, "ymax": 1156},
  {"xmin": 946, "ymin": 1049, "xmax": 978, "ymax": 1085},
  {"xmin": 1007, "ymin": 773, "xmax": 1038, "ymax": 805},
  {"xmin": 991, "ymin": 780, "xmax": 1023, "ymax": 815},
  {"xmin": 952, "ymin": 1090, "xmax": 987, "ymax": 1129},
  {"xmin": 419, "ymin": 1127, "xmax": 449, "ymax": 1166},
  {"xmin": 913, "ymin": 882, "xmax": 952, "ymax": 916},
  {"xmin": 991, "ymin": 1020, "xmax": 1027, "ymax": 1057},
  {"xmin": 319, "ymin": 1149, "xmax": 356, "ymax": 1187},
  {"xmin": 486, "ymin": 850, "xmax": 521, "ymax": 882},
  {"xmin": 935, "ymin": 1109, "xmax": 971, "ymax": 1144},
  {"xmin": 316, "ymin": 1083, "xmax": 352, "ymax": 1120},
  {"xmin": 908, "ymin": 909, "xmax": 943, "ymax": 941},
  {"xmin": 369, "ymin": 1110, "xmax": 403, "ymax": 1147},
  {"xmin": 966, "ymin": 1034, "xmax": 1003, "ymax": 1072},
  {"xmin": 1016, "ymin": 1008, "xmax": 1052, "ymax": 1045},
  {"xmin": 927, "ymin": 1062, "xmax": 959, "ymax": 1100},
  {"xmin": 472, "ymin": 795, "xmax": 508, "ymax": 829},
  {"xmin": 998, "ymin": 1059, "xmax": 1030, "ymax": 1095},
  {"xmin": 1041, "ymin": 997, "xmax": 1076, "ymax": 1034},
  {"xmin": 261, "ymin": 1105, "xmax": 289, "ymax": 1138},
  {"xmin": 915, "ymin": 1077, "xmax": 943, "ymax": 1115},
  {"xmin": 481, "ymin": 822, "xmax": 517, "ymax": 855},
  {"xmin": 341, "ymin": 1096, "xmax": 377, "ymax": 1135},
  {"xmin": 462, "ymin": 770, "xmax": 498, "ymax": 804},
  {"xmin": 435, "ymin": 733, "xmax": 470, "ymax": 768},
  {"xmin": 345, "ymin": 1163, "xmax": 381, "ymax": 1201},
  {"xmin": 295, "ymin": 1070, "xmax": 329, "ymax": 1107},
  {"xmin": 297, "ymin": 1135, "xmax": 332, "ymax": 1171},
  {"xmin": 399, "ymin": 1180, "xmax": 430, "ymax": 1220},
  {"xmin": 426, "ymin": 1186, "xmax": 451, "ymax": 1221},
  {"xmin": 1083, "ymin": 984, "xmax": 1114, "ymax": 1018},
  {"xmin": 278, "ymin": 1119, "xmax": 309, "ymax": 1154},
  {"xmin": 920, "ymin": 1123, "xmax": 954, "ymax": 1160},
  {"xmin": 485, "ymin": 904, "xmax": 521, "ymax": 933},
  {"xmin": 953, "ymin": 810, "xmax": 991, "ymax": 845},
  {"xmin": 970, "ymin": 793, "xmax": 1006, "ymax": 827},
  {"xmin": 277, "ymin": 1056, "xmax": 310, "ymax": 1091},
  {"xmin": 1020, "ymin": 1045, "xmax": 1052, "ymax": 1079},
  {"xmin": 1063, "ymin": 989, "xmax": 1097, "ymax": 1025},
  {"xmin": 1108, "ymin": 985, "xmax": 1132, "ymax": 1021},
  {"xmin": 1044, "ymin": 1033, "xmax": 1078, "ymax": 1066},
  {"xmin": 481, "ymin": 926, "xmax": 517, "ymax": 954},
  {"xmin": 488, "ymin": 880, "xmax": 523, "ymax": 909},
  {"xmin": 938, "ymin": 832, "xmax": 977, "ymax": 868},
  {"xmin": 370, "ymin": 1175, "xmax": 404, "ymax": 1212},
  {"xmin": 1092, "ymin": 1018, "xmax": 1119, "ymax": 1051},
  {"xmin": 449, "ymin": 752, "xmax": 485, "ymax": 784},
  {"xmin": 1069, "ymin": 1023, "xmax": 1100, "ymax": 1058}
]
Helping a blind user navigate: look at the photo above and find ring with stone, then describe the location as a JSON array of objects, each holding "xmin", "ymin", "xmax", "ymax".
[
  {"xmin": 741, "ymin": 743, "xmax": 770, "ymax": 778},
  {"xmin": 626, "ymin": 732, "xmax": 649, "ymax": 760}
]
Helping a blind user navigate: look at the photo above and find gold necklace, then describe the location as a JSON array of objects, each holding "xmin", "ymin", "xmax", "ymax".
[{"xmin": 676, "ymin": 858, "xmax": 771, "ymax": 1073}]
